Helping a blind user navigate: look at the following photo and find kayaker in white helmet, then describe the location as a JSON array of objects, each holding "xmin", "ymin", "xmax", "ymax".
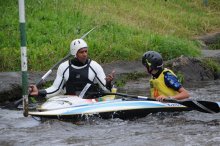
[
  {"xmin": 142, "ymin": 51, "xmax": 189, "ymax": 101},
  {"xmin": 29, "ymin": 39, "xmax": 115, "ymax": 99}
]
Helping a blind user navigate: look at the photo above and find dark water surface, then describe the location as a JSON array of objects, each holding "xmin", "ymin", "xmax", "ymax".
[{"xmin": 0, "ymin": 80, "xmax": 220, "ymax": 146}]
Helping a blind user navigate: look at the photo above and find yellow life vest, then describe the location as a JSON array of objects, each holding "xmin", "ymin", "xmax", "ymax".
[{"xmin": 150, "ymin": 68, "xmax": 179, "ymax": 98}]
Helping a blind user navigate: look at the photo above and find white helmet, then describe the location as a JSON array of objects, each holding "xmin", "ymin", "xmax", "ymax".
[{"xmin": 70, "ymin": 39, "xmax": 88, "ymax": 57}]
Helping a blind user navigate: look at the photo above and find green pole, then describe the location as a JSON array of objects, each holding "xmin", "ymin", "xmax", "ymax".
[{"xmin": 18, "ymin": 0, "xmax": 28, "ymax": 117}]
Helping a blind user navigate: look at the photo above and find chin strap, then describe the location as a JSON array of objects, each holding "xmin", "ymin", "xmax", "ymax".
[
  {"xmin": 151, "ymin": 68, "xmax": 163, "ymax": 78},
  {"xmin": 147, "ymin": 68, "xmax": 153, "ymax": 74}
]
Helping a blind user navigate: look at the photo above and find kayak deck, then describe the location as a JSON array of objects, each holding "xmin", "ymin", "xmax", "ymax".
[{"xmin": 29, "ymin": 98, "xmax": 192, "ymax": 120}]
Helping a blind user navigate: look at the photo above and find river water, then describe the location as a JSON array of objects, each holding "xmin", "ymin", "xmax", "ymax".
[{"xmin": 0, "ymin": 79, "xmax": 219, "ymax": 146}]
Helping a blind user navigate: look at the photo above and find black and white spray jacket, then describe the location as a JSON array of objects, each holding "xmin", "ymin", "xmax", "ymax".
[{"xmin": 39, "ymin": 59, "xmax": 110, "ymax": 98}]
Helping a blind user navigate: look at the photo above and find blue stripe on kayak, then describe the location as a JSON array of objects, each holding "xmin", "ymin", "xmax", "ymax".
[{"xmin": 62, "ymin": 100, "xmax": 184, "ymax": 115}]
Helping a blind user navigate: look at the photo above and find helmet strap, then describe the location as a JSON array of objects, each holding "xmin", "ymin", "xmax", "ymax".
[
  {"xmin": 147, "ymin": 67, "xmax": 153, "ymax": 74},
  {"xmin": 152, "ymin": 68, "xmax": 163, "ymax": 78}
]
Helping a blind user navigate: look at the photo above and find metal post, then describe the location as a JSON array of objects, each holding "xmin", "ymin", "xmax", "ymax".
[{"xmin": 18, "ymin": 0, "xmax": 29, "ymax": 117}]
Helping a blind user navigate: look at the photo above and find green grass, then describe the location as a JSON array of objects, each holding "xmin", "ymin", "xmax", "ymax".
[{"xmin": 1, "ymin": 0, "xmax": 220, "ymax": 71}]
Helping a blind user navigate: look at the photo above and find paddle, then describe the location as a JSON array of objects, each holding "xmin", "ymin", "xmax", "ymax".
[
  {"xmin": 5, "ymin": 27, "xmax": 97, "ymax": 109},
  {"xmin": 91, "ymin": 92, "xmax": 219, "ymax": 113}
]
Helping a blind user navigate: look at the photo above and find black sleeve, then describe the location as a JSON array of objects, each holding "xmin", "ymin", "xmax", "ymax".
[{"xmin": 38, "ymin": 89, "xmax": 47, "ymax": 98}]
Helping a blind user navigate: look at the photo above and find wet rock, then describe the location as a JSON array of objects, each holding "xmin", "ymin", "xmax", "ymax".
[
  {"xmin": 165, "ymin": 56, "xmax": 214, "ymax": 86},
  {"xmin": 0, "ymin": 72, "xmax": 22, "ymax": 103},
  {"xmin": 0, "ymin": 71, "xmax": 56, "ymax": 103}
]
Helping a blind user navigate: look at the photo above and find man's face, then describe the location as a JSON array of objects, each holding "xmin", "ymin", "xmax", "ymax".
[{"xmin": 76, "ymin": 48, "xmax": 88, "ymax": 64}]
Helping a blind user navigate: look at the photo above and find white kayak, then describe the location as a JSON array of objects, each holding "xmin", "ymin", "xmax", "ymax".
[{"xmin": 28, "ymin": 95, "xmax": 220, "ymax": 120}]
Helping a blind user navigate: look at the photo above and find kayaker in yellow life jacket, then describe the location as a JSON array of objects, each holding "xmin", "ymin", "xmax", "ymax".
[{"xmin": 142, "ymin": 51, "xmax": 189, "ymax": 101}]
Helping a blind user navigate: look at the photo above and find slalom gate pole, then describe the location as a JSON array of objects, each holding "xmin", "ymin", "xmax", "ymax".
[{"xmin": 18, "ymin": 0, "xmax": 29, "ymax": 117}]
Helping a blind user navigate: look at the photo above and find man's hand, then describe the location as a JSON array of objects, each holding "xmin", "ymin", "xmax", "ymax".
[
  {"xmin": 29, "ymin": 85, "xmax": 39, "ymax": 96},
  {"xmin": 155, "ymin": 95, "xmax": 167, "ymax": 102},
  {"xmin": 105, "ymin": 70, "xmax": 115, "ymax": 83}
]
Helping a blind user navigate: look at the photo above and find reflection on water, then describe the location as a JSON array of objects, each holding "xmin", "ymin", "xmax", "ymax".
[{"xmin": 0, "ymin": 80, "xmax": 220, "ymax": 146}]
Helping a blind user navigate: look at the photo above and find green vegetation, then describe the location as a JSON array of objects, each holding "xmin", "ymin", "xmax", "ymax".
[{"xmin": 1, "ymin": 0, "xmax": 220, "ymax": 71}]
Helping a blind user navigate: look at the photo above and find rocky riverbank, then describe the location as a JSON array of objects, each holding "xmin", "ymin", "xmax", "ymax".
[{"xmin": 0, "ymin": 32, "xmax": 220, "ymax": 104}]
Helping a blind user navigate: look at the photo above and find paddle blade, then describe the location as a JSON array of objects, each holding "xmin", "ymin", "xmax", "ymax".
[
  {"xmin": 164, "ymin": 98, "xmax": 220, "ymax": 113},
  {"xmin": 182, "ymin": 100, "xmax": 219, "ymax": 113}
]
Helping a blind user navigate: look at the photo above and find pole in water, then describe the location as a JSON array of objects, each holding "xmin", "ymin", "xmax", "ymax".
[{"xmin": 18, "ymin": 0, "xmax": 29, "ymax": 117}]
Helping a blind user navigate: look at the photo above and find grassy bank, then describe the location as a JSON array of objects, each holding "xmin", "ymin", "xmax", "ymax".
[{"xmin": 1, "ymin": 0, "xmax": 220, "ymax": 71}]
